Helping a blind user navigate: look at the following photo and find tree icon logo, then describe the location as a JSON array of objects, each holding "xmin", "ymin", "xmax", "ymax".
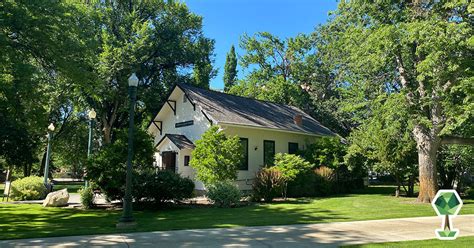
[{"xmin": 431, "ymin": 190, "xmax": 463, "ymax": 240}]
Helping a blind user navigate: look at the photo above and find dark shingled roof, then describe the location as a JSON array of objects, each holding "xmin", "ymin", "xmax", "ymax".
[
  {"xmin": 156, "ymin": 134, "xmax": 195, "ymax": 150},
  {"xmin": 178, "ymin": 83, "xmax": 335, "ymax": 136}
]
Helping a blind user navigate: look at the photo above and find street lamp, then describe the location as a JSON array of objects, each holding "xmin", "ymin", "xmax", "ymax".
[
  {"xmin": 85, "ymin": 109, "xmax": 96, "ymax": 188},
  {"xmin": 118, "ymin": 73, "xmax": 138, "ymax": 228},
  {"xmin": 43, "ymin": 123, "xmax": 55, "ymax": 189}
]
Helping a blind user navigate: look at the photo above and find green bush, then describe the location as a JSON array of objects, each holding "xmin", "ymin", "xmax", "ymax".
[
  {"xmin": 86, "ymin": 129, "xmax": 154, "ymax": 201},
  {"xmin": 274, "ymin": 153, "xmax": 313, "ymax": 182},
  {"xmin": 274, "ymin": 153, "xmax": 313, "ymax": 197},
  {"xmin": 252, "ymin": 168, "xmax": 284, "ymax": 202},
  {"xmin": 287, "ymin": 165, "xmax": 364, "ymax": 197},
  {"xmin": 10, "ymin": 176, "xmax": 47, "ymax": 201},
  {"xmin": 78, "ymin": 186, "xmax": 94, "ymax": 209},
  {"xmin": 466, "ymin": 188, "xmax": 474, "ymax": 200},
  {"xmin": 190, "ymin": 126, "xmax": 243, "ymax": 186},
  {"xmin": 207, "ymin": 181, "xmax": 241, "ymax": 208},
  {"xmin": 136, "ymin": 170, "xmax": 195, "ymax": 205}
]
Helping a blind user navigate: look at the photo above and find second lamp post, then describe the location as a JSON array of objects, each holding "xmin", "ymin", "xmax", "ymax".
[
  {"xmin": 85, "ymin": 109, "xmax": 96, "ymax": 188},
  {"xmin": 118, "ymin": 73, "xmax": 139, "ymax": 227},
  {"xmin": 43, "ymin": 123, "xmax": 55, "ymax": 190}
]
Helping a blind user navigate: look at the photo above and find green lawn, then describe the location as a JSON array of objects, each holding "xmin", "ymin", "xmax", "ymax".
[
  {"xmin": 345, "ymin": 236, "xmax": 474, "ymax": 247},
  {"xmin": 1, "ymin": 185, "xmax": 473, "ymax": 240},
  {"xmin": 53, "ymin": 183, "xmax": 83, "ymax": 193}
]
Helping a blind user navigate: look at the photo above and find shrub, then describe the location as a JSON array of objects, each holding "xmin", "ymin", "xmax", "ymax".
[
  {"xmin": 136, "ymin": 170, "xmax": 195, "ymax": 205},
  {"xmin": 252, "ymin": 168, "xmax": 284, "ymax": 202},
  {"xmin": 190, "ymin": 126, "xmax": 243, "ymax": 186},
  {"xmin": 10, "ymin": 176, "xmax": 47, "ymax": 201},
  {"xmin": 300, "ymin": 137, "xmax": 346, "ymax": 168},
  {"xmin": 86, "ymin": 129, "xmax": 154, "ymax": 201},
  {"xmin": 287, "ymin": 167, "xmax": 335, "ymax": 197},
  {"xmin": 466, "ymin": 188, "xmax": 474, "ymax": 200},
  {"xmin": 207, "ymin": 181, "xmax": 241, "ymax": 208},
  {"xmin": 274, "ymin": 153, "xmax": 312, "ymax": 181},
  {"xmin": 274, "ymin": 153, "xmax": 313, "ymax": 197},
  {"xmin": 78, "ymin": 186, "xmax": 94, "ymax": 209}
]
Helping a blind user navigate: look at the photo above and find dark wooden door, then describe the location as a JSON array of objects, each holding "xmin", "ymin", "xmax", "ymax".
[{"xmin": 162, "ymin": 151, "xmax": 176, "ymax": 172}]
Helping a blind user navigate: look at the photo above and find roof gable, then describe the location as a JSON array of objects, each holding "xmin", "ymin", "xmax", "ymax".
[{"xmin": 156, "ymin": 134, "xmax": 195, "ymax": 150}]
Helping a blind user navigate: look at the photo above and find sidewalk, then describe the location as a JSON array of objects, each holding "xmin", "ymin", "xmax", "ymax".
[{"xmin": 1, "ymin": 215, "xmax": 473, "ymax": 247}]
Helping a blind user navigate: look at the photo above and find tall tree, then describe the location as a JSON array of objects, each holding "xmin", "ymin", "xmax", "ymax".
[
  {"xmin": 346, "ymin": 94, "xmax": 418, "ymax": 197},
  {"xmin": 86, "ymin": 0, "xmax": 215, "ymax": 144},
  {"xmin": 317, "ymin": 1, "xmax": 473, "ymax": 202},
  {"xmin": 223, "ymin": 45, "xmax": 237, "ymax": 92},
  {"xmin": 0, "ymin": 0, "xmax": 97, "ymax": 176},
  {"xmin": 231, "ymin": 32, "xmax": 351, "ymax": 135}
]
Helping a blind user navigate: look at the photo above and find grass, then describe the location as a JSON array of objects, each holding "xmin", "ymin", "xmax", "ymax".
[
  {"xmin": 53, "ymin": 183, "xmax": 83, "ymax": 193},
  {"xmin": 345, "ymin": 236, "xmax": 474, "ymax": 247},
  {"xmin": 1, "ymin": 185, "xmax": 473, "ymax": 240}
]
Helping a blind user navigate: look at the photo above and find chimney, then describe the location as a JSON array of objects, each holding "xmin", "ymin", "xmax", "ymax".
[{"xmin": 294, "ymin": 114, "xmax": 303, "ymax": 126}]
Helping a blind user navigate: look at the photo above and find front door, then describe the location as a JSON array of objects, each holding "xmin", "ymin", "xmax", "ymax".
[{"xmin": 161, "ymin": 151, "xmax": 177, "ymax": 172}]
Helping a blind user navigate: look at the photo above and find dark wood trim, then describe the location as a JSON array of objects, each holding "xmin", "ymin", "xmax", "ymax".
[
  {"xmin": 152, "ymin": 121, "xmax": 162, "ymax": 135},
  {"xmin": 167, "ymin": 100, "xmax": 176, "ymax": 115},
  {"xmin": 183, "ymin": 93, "xmax": 196, "ymax": 111},
  {"xmin": 201, "ymin": 110, "xmax": 213, "ymax": 125}
]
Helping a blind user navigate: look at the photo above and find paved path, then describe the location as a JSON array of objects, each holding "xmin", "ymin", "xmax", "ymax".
[{"xmin": 1, "ymin": 215, "xmax": 473, "ymax": 247}]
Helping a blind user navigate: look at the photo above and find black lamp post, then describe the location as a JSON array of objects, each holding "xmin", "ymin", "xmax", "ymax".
[
  {"xmin": 85, "ymin": 109, "xmax": 96, "ymax": 188},
  {"xmin": 118, "ymin": 73, "xmax": 139, "ymax": 228},
  {"xmin": 43, "ymin": 123, "xmax": 55, "ymax": 190}
]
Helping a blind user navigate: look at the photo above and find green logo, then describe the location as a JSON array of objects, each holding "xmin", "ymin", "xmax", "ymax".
[{"xmin": 431, "ymin": 190, "xmax": 463, "ymax": 240}]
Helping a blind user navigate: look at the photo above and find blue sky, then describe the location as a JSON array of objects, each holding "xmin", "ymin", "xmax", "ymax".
[{"xmin": 184, "ymin": 0, "xmax": 339, "ymax": 90}]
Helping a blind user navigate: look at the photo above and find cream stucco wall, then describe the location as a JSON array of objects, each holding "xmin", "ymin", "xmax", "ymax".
[{"xmin": 220, "ymin": 124, "xmax": 319, "ymax": 190}]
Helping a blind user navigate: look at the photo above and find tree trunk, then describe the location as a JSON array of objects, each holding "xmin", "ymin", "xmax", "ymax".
[
  {"xmin": 5, "ymin": 169, "xmax": 11, "ymax": 181},
  {"xmin": 414, "ymin": 126, "xmax": 439, "ymax": 203},
  {"xmin": 103, "ymin": 124, "xmax": 112, "ymax": 144},
  {"xmin": 407, "ymin": 174, "xmax": 415, "ymax": 197}
]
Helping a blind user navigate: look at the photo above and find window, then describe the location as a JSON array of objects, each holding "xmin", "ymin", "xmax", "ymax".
[
  {"xmin": 184, "ymin": 155, "xmax": 190, "ymax": 166},
  {"xmin": 263, "ymin": 140, "xmax": 275, "ymax": 166},
  {"xmin": 288, "ymin": 142, "xmax": 298, "ymax": 154},
  {"xmin": 239, "ymin": 138, "xmax": 249, "ymax": 170}
]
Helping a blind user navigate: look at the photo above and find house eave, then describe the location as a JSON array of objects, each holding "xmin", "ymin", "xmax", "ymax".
[{"xmin": 217, "ymin": 121, "xmax": 331, "ymax": 137}]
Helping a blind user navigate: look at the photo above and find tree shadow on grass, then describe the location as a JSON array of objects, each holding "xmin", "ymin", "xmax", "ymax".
[
  {"xmin": 0, "ymin": 205, "xmax": 121, "ymax": 240},
  {"xmin": 0, "ymin": 199, "xmax": 349, "ymax": 241}
]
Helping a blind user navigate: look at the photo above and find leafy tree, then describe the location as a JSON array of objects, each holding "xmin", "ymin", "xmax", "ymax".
[
  {"xmin": 0, "ymin": 0, "xmax": 97, "ymax": 176},
  {"xmin": 301, "ymin": 137, "xmax": 346, "ymax": 169},
  {"xmin": 230, "ymin": 32, "xmax": 349, "ymax": 135},
  {"xmin": 317, "ymin": 1, "xmax": 473, "ymax": 202},
  {"xmin": 346, "ymin": 94, "xmax": 418, "ymax": 197},
  {"xmin": 190, "ymin": 126, "xmax": 243, "ymax": 186},
  {"xmin": 223, "ymin": 45, "xmax": 237, "ymax": 92},
  {"xmin": 437, "ymin": 144, "xmax": 474, "ymax": 190},
  {"xmin": 229, "ymin": 32, "xmax": 311, "ymax": 106},
  {"xmin": 86, "ymin": 0, "xmax": 215, "ymax": 144}
]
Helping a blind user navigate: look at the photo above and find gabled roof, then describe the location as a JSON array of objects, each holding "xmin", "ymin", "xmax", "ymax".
[
  {"xmin": 156, "ymin": 134, "xmax": 195, "ymax": 150},
  {"xmin": 176, "ymin": 83, "xmax": 336, "ymax": 136}
]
